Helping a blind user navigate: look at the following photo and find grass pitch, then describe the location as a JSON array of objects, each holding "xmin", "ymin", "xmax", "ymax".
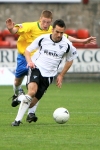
[{"xmin": 0, "ymin": 83, "xmax": 100, "ymax": 150}]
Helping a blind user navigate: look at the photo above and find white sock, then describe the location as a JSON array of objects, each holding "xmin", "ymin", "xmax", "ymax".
[
  {"xmin": 28, "ymin": 101, "xmax": 39, "ymax": 114},
  {"xmin": 13, "ymin": 84, "xmax": 22, "ymax": 95},
  {"xmin": 15, "ymin": 94, "xmax": 32, "ymax": 121}
]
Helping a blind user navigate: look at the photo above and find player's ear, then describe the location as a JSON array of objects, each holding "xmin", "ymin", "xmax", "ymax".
[
  {"xmin": 39, "ymin": 17, "xmax": 42, "ymax": 22},
  {"xmin": 52, "ymin": 28, "xmax": 54, "ymax": 33}
]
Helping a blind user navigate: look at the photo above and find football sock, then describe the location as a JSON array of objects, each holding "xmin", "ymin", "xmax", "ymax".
[
  {"xmin": 15, "ymin": 94, "xmax": 32, "ymax": 121},
  {"xmin": 13, "ymin": 84, "xmax": 22, "ymax": 95},
  {"xmin": 28, "ymin": 101, "xmax": 39, "ymax": 114}
]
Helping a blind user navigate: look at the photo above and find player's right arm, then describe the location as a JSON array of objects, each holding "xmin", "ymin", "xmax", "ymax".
[
  {"xmin": 25, "ymin": 35, "xmax": 43, "ymax": 68},
  {"xmin": 25, "ymin": 50, "xmax": 35, "ymax": 69},
  {"xmin": 6, "ymin": 18, "xmax": 19, "ymax": 34}
]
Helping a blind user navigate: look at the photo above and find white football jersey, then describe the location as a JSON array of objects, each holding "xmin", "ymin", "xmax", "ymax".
[{"xmin": 26, "ymin": 34, "xmax": 78, "ymax": 77}]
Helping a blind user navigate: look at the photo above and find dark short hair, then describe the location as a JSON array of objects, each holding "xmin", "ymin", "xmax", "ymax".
[{"xmin": 53, "ymin": 19, "xmax": 66, "ymax": 29}]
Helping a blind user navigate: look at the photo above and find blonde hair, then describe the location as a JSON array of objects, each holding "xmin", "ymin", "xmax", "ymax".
[{"xmin": 40, "ymin": 10, "xmax": 53, "ymax": 19}]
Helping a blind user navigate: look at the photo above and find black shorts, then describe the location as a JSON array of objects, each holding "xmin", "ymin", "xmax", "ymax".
[{"xmin": 26, "ymin": 68, "xmax": 54, "ymax": 100}]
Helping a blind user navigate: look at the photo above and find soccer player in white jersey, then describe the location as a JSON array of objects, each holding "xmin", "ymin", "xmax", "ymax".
[
  {"xmin": 6, "ymin": 10, "xmax": 97, "ymax": 124},
  {"xmin": 11, "ymin": 19, "xmax": 78, "ymax": 126}
]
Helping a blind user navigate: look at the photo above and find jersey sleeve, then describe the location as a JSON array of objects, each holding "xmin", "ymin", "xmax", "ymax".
[
  {"xmin": 15, "ymin": 22, "xmax": 34, "ymax": 35},
  {"xmin": 66, "ymin": 44, "xmax": 78, "ymax": 61},
  {"xmin": 26, "ymin": 35, "xmax": 44, "ymax": 52}
]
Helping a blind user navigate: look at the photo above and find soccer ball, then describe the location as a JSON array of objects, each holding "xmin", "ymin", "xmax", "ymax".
[{"xmin": 53, "ymin": 107, "xmax": 70, "ymax": 124}]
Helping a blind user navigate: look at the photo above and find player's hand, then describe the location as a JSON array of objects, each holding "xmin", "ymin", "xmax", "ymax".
[
  {"xmin": 56, "ymin": 74, "xmax": 63, "ymax": 88},
  {"xmin": 6, "ymin": 18, "xmax": 15, "ymax": 30},
  {"xmin": 83, "ymin": 36, "xmax": 97, "ymax": 44},
  {"xmin": 27, "ymin": 62, "xmax": 35, "ymax": 69}
]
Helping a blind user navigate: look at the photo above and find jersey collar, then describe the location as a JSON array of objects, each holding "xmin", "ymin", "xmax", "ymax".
[
  {"xmin": 50, "ymin": 34, "xmax": 62, "ymax": 43},
  {"xmin": 37, "ymin": 21, "xmax": 49, "ymax": 31}
]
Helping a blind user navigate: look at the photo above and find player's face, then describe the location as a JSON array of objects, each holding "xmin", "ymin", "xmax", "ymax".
[
  {"xmin": 52, "ymin": 25, "xmax": 65, "ymax": 42},
  {"xmin": 39, "ymin": 17, "xmax": 52, "ymax": 30}
]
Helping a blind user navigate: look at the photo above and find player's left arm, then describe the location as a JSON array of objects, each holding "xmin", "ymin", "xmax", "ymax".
[
  {"xmin": 68, "ymin": 35, "xmax": 97, "ymax": 44},
  {"xmin": 56, "ymin": 60, "xmax": 73, "ymax": 88}
]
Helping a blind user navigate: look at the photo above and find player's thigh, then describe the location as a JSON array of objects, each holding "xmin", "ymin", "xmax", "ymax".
[
  {"xmin": 35, "ymin": 76, "xmax": 54, "ymax": 100},
  {"xmin": 15, "ymin": 54, "xmax": 28, "ymax": 78},
  {"xmin": 27, "ymin": 68, "xmax": 41, "ymax": 86}
]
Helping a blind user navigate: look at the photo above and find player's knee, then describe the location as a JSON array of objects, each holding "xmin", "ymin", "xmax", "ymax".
[
  {"xmin": 14, "ymin": 80, "xmax": 21, "ymax": 86},
  {"xmin": 28, "ymin": 83, "xmax": 38, "ymax": 98},
  {"xmin": 28, "ymin": 89, "xmax": 37, "ymax": 98},
  {"xmin": 14, "ymin": 77, "xmax": 23, "ymax": 86}
]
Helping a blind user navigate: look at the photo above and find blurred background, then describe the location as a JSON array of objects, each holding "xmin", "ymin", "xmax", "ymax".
[{"xmin": 0, "ymin": 0, "xmax": 100, "ymax": 85}]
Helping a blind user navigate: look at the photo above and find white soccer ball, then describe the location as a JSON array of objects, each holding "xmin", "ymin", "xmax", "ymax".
[{"xmin": 53, "ymin": 107, "xmax": 70, "ymax": 124}]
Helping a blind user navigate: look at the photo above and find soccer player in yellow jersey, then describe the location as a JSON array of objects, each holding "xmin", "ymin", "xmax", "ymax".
[
  {"xmin": 6, "ymin": 10, "xmax": 53, "ymax": 122},
  {"xmin": 6, "ymin": 10, "xmax": 96, "ymax": 124}
]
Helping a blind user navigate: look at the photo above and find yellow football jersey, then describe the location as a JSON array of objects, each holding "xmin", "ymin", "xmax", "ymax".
[{"xmin": 15, "ymin": 21, "xmax": 52, "ymax": 55}]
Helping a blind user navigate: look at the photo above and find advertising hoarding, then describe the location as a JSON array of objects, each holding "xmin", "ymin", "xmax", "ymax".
[
  {"xmin": 0, "ymin": 48, "xmax": 100, "ymax": 85},
  {"xmin": 0, "ymin": 49, "xmax": 100, "ymax": 73}
]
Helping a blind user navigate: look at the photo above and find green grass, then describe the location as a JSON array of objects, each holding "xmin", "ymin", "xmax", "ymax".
[{"xmin": 0, "ymin": 83, "xmax": 100, "ymax": 150}]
